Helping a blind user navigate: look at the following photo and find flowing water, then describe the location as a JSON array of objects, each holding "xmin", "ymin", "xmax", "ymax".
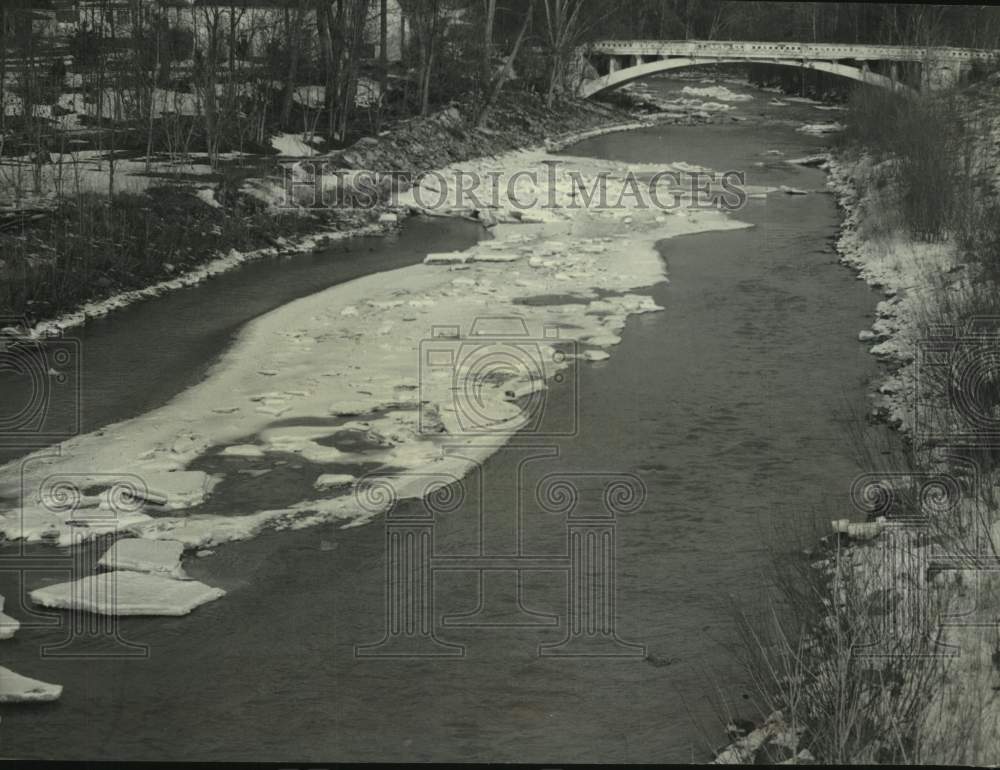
[{"xmin": 0, "ymin": 76, "xmax": 883, "ymax": 762}]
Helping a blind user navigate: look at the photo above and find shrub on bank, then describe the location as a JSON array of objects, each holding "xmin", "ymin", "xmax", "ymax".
[
  {"xmin": 840, "ymin": 88, "xmax": 970, "ymax": 242},
  {"xmin": 0, "ymin": 186, "xmax": 367, "ymax": 322}
]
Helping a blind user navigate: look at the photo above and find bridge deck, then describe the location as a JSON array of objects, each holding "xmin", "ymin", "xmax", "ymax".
[{"xmin": 589, "ymin": 39, "xmax": 997, "ymax": 62}]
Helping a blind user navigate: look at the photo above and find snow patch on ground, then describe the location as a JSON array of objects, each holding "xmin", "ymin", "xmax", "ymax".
[{"xmin": 271, "ymin": 132, "xmax": 321, "ymax": 157}]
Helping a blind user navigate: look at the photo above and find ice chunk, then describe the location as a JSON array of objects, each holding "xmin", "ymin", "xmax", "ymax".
[
  {"xmin": 583, "ymin": 350, "xmax": 611, "ymax": 362},
  {"xmin": 797, "ymin": 122, "xmax": 844, "ymax": 135},
  {"xmin": 314, "ymin": 473, "xmax": 356, "ymax": 491},
  {"xmin": 779, "ymin": 185, "xmax": 808, "ymax": 195},
  {"xmin": 424, "ymin": 251, "xmax": 471, "ymax": 264},
  {"xmin": 0, "ymin": 594, "xmax": 19, "ymax": 640},
  {"xmin": 681, "ymin": 85, "xmax": 752, "ymax": 102},
  {"xmin": 786, "ymin": 154, "xmax": 829, "ymax": 167},
  {"xmin": 220, "ymin": 444, "xmax": 266, "ymax": 458},
  {"xmin": 98, "ymin": 538, "xmax": 186, "ymax": 579},
  {"xmin": 0, "ymin": 667, "xmax": 62, "ymax": 703},
  {"xmin": 471, "ymin": 252, "xmax": 521, "ymax": 263},
  {"xmin": 31, "ymin": 572, "xmax": 225, "ymax": 616}
]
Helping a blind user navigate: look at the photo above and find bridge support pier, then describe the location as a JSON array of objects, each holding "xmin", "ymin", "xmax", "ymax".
[{"xmin": 923, "ymin": 60, "xmax": 960, "ymax": 91}]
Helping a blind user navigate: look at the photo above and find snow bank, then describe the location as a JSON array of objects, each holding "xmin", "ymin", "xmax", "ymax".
[
  {"xmin": 0, "ymin": 667, "xmax": 62, "ymax": 703},
  {"xmin": 30, "ymin": 572, "xmax": 224, "ymax": 616},
  {"xmin": 28, "ymin": 223, "xmax": 390, "ymax": 340},
  {"xmin": 826, "ymin": 155, "xmax": 955, "ymax": 429}
]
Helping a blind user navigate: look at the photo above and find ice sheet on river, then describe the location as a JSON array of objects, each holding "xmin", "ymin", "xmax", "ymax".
[
  {"xmin": 0, "ymin": 666, "xmax": 62, "ymax": 703},
  {"xmin": 0, "ymin": 150, "xmax": 752, "ymax": 548},
  {"xmin": 30, "ymin": 572, "xmax": 225, "ymax": 616},
  {"xmin": 98, "ymin": 538, "xmax": 186, "ymax": 579}
]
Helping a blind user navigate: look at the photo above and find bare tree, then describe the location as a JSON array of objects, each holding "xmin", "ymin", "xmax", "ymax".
[
  {"xmin": 378, "ymin": 0, "xmax": 388, "ymax": 130},
  {"xmin": 195, "ymin": 5, "xmax": 224, "ymax": 164},
  {"xmin": 476, "ymin": 0, "xmax": 535, "ymax": 127},
  {"xmin": 407, "ymin": 0, "xmax": 447, "ymax": 116},
  {"xmin": 542, "ymin": 0, "xmax": 586, "ymax": 106}
]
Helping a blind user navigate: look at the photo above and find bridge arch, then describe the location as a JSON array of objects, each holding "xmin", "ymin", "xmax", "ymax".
[{"xmin": 579, "ymin": 56, "xmax": 914, "ymax": 98}]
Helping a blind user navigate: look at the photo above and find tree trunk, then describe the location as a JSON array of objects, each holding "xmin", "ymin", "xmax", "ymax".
[
  {"xmin": 280, "ymin": 1, "xmax": 307, "ymax": 128},
  {"xmin": 420, "ymin": 44, "xmax": 433, "ymax": 115},
  {"xmin": 377, "ymin": 0, "xmax": 387, "ymax": 130},
  {"xmin": 476, "ymin": 0, "xmax": 534, "ymax": 128},
  {"xmin": 146, "ymin": 19, "xmax": 159, "ymax": 172},
  {"xmin": 201, "ymin": 10, "xmax": 220, "ymax": 165}
]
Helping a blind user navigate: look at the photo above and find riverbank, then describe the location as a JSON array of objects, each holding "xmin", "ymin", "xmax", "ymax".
[
  {"xmin": 3, "ymin": 93, "xmax": 644, "ymax": 337},
  {"xmin": 720, "ymin": 81, "xmax": 1000, "ymax": 764}
]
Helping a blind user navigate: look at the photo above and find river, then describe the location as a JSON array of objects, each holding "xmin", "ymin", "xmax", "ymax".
[{"xmin": 0, "ymin": 76, "xmax": 883, "ymax": 762}]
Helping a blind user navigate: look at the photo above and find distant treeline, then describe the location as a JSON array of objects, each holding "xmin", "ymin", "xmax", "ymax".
[{"xmin": 2, "ymin": 1, "xmax": 999, "ymax": 163}]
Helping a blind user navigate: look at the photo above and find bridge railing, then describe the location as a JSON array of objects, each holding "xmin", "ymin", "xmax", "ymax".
[{"xmin": 586, "ymin": 39, "xmax": 998, "ymax": 61}]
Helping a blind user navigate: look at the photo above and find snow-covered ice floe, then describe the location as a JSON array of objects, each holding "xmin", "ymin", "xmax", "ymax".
[
  {"xmin": 786, "ymin": 154, "xmax": 830, "ymax": 168},
  {"xmin": 98, "ymin": 538, "xmax": 186, "ymax": 579},
  {"xmin": 30, "ymin": 572, "xmax": 224, "ymax": 616},
  {"xmin": 798, "ymin": 122, "xmax": 845, "ymax": 135},
  {"xmin": 0, "ymin": 667, "xmax": 62, "ymax": 703},
  {"xmin": 0, "ymin": 593, "xmax": 20, "ymax": 640},
  {"xmin": 314, "ymin": 473, "xmax": 356, "ymax": 491},
  {"xmin": 681, "ymin": 85, "xmax": 753, "ymax": 102},
  {"xmin": 0, "ymin": 149, "xmax": 752, "ymax": 551}
]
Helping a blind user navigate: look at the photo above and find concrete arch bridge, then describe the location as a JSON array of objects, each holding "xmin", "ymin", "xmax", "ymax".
[{"xmin": 578, "ymin": 39, "xmax": 999, "ymax": 97}]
